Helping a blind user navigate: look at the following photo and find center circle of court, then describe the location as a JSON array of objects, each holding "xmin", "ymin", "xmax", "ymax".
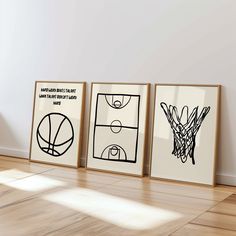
[{"xmin": 110, "ymin": 120, "xmax": 122, "ymax": 134}]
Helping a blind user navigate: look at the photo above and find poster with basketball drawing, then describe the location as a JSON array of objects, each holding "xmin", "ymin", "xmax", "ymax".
[
  {"xmin": 87, "ymin": 83, "xmax": 150, "ymax": 176},
  {"xmin": 150, "ymin": 84, "xmax": 220, "ymax": 186},
  {"xmin": 30, "ymin": 81, "xmax": 85, "ymax": 167}
]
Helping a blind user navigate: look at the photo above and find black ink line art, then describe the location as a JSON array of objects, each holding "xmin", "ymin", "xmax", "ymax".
[
  {"xmin": 36, "ymin": 113, "xmax": 74, "ymax": 157},
  {"xmin": 101, "ymin": 144, "xmax": 127, "ymax": 161},
  {"xmin": 105, "ymin": 94, "xmax": 131, "ymax": 109},
  {"xmin": 160, "ymin": 102, "xmax": 210, "ymax": 165},
  {"xmin": 110, "ymin": 120, "xmax": 122, "ymax": 134},
  {"xmin": 93, "ymin": 93, "xmax": 140, "ymax": 163}
]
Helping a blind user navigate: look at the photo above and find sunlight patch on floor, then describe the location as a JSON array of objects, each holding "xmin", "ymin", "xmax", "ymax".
[
  {"xmin": 43, "ymin": 188, "xmax": 182, "ymax": 230},
  {"xmin": 0, "ymin": 169, "xmax": 34, "ymax": 183},
  {"xmin": 4, "ymin": 173, "xmax": 65, "ymax": 191}
]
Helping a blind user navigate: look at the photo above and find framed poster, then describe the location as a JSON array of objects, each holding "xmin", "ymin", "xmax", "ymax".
[
  {"xmin": 150, "ymin": 84, "xmax": 221, "ymax": 186},
  {"xmin": 86, "ymin": 83, "xmax": 150, "ymax": 176},
  {"xmin": 29, "ymin": 81, "xmax": 86, "ymax": 167}
]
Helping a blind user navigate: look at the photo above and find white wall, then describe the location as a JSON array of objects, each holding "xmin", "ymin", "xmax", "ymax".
[{"xmin": 0, "ymin": 0, "xmax": 235, "ymax": 185}]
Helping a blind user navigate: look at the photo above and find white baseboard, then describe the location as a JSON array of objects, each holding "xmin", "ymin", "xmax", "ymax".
[
  {"xmin": 216, "ymin": 173, "xmax": 236, "ymax": 186},
  {"xmin": 0, "ymin": 146, "xmax": 29, "ymax": 159}
]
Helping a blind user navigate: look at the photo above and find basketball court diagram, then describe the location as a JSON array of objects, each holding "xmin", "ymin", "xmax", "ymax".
[
  {"xmin": 36, "ymin": 112, "xmax": 74, "ymax": 157},
  {"xmin": 93, "ymin": 93, "xmax": 140, "ymax": 163}
]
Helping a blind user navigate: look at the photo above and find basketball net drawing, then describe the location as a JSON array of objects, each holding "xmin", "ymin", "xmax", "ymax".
[
  {"xmin": 160, "ymin": 102, "xmax": 210, "ymax": 165},
  {"xmin": 36, "ymin": 113, "xmax": 74, "ymax": 157}
]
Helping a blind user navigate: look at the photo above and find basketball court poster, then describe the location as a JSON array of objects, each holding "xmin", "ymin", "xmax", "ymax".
[
  {"xmin": 30, "ymin": 81, "xmax": 85, "ymax": 167},
  {"xmin": 87, "ymin": 83, "xmax": 150, "ymax": 176}
]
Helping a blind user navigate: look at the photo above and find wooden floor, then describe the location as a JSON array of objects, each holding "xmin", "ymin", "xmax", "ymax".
[{"xmin": 0, "ymin": 156, "xmax": 236, "ymax": 236}]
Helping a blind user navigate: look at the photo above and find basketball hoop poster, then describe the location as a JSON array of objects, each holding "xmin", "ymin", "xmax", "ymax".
[
  {"xmin": 150, "ymin": 84, "xmax": 221, "ymax": 186},
  {"xmin": 30, "ymin": 81, "xmax": 86, "ymax": 167},
  {"xmin": 86, "ymin": 83, "xmax": 150, "ymax": 176}
]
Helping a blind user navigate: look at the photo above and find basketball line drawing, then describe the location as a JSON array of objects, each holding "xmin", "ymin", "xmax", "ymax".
[
  {"xmin": 160, "ymin": 102, "xmax": 210, "ymax": 165},
  {"xmin": 36, "ymin": 112, "xmax": 74, "ymax": 157},
  {"xmin": 93, "ymin": 93, "xmax": 140, "ymax": 163}
]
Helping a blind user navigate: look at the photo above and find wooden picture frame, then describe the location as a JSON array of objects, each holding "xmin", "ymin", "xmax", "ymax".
[
  {"xmin": 86, "ymin": 82, "xmax": 150, "ymax": 176},
  {"xmin": 29, "ymin": 81, "xmax": 86, "ymax": 168},
  {"xmin": 150, "ymin": 84, "xmax": 221, "ymax": 186}
]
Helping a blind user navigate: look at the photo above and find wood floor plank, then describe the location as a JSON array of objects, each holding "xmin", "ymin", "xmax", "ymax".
[
  {"xmin": 224, "ymin": 194, "xmax": 236, "ymax": 204},
  {"xmin": 209, "ymin": 202, "xmax": 236, "ymax": 216},
  {"xmin": 0, "ymin": 182, "xmax": 191, "ymax": 236},
  {"xmin": 0, "ymin": 156, "xmax": 28, "ymax": 163},
  {"xmin": 43, "ymin": 168, "xmax": 127, "ymax": 185},
  {"xmin": 0, "ymin": 197, "xmax": 85, "ymax": 236},
  {"xmin": 112, "ymin": 178, "xmax": 232, "ymax": 201},
  {"xmin": 0, "ymin": 185, "xmax": 36, "ymax": 209},
  {"xmin": 171, "ymin": 223, "xmax": 236, "ymax": 236},
  {"xmin": 0, "ymin": 172, "xmax": 105, "ymax": 209},
  {"xmin": 95, "ymin": 184, "xmax": 217, "ymax": 215},
  {"xmin": 209, "ymin": 194, "xmax": 236, "ymax": 216},
  {"xmin": 215, "ymin": 185, "xmax": 236, "ymax": 193},
  {"xmin": 46, "ymin": 216, "xmax": 191, "ymax": 236},
  {"xmin": 42, "ymin": 187, "xmax": 195, "ymax": 236},
  {"xmin": 0, "ymin": 157, "xmax": 236, "ymax": 236},
  {"xmin": 191, "ymin": 211, "xmax": 236, "ymax": 231},
  {"xmin": 0, "ymin": 160, "xmax": 53, "ymax": 177},
  {"xmin": 0, "ymin": 168, "xmax": 50, "ymax": 184}
]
